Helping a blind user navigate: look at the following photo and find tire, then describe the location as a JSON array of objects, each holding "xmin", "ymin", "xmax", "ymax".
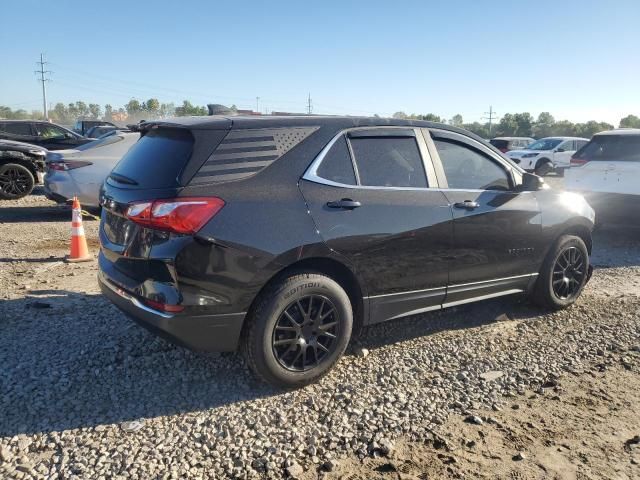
[
  {"xmin": 242, "ymin": 272, "xmax": 353, "ymax": 388},
  {"xmin": 534, "ymin": 159, "xmax": 553, "ymax": 176},
  {"xmin": 0, "ymin": 163, "xmax": 35, "ymax": 200},
  {"xmin": 530, "ymin": 235, "xmax": 589, "ymax": 310}
]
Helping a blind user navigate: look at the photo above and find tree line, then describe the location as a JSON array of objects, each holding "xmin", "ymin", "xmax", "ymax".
[
  {"xmin": 393, "ymin": 111, "xmax": 640, "ymax": 139},
  {"xmin": 2, "ymin": 100, "xmax": 640, "ymax": 139}
]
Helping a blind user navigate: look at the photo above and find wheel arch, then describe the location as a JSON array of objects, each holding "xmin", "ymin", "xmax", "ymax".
[
  {"xmin": 0, "ymin": 156, "xmax": 39, "ymax": 177},
  {"xmin": 245, "ymin": 256, "xmax": 366, "ymax": 336},
  {"xmin": 561, "ymin": 223, "xmax": 593, "ymax": 254}
]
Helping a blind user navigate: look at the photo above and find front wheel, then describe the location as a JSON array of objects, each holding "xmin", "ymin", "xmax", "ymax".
[
  {"xmin": 534, "ymin": 159, "xmax": 553, "ymax": 176},
  {"xmin": 0, "ymin": 163, "xmax": 35, "ymax": 200},
  {"xmin": 530, "ymin": 235, "xmax": 589, "ymax": 310},
  {"xmin": 242, "ymin": 272, "xmax": 353, "ymax": 388}
]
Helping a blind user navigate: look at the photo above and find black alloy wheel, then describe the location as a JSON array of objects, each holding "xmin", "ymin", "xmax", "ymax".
[
  {"xmin": 551, "ymin": 246, "xmax": 586, "ymax": 300},
  {"xmin": 0, "ymin": 163, "xmax": 35, "ymax": 200},
  {"xmin": 272, "ymin": 295, "xmax": 340, "ymax": 372}
]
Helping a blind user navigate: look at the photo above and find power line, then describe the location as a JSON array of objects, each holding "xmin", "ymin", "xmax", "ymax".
[
  {"xmin": 35, "ymin": 53, "xmax": 52, "ymax": 120},
  {"xmin": 482, "ymin": 106, "xmax": 497, "ymax": 135}
]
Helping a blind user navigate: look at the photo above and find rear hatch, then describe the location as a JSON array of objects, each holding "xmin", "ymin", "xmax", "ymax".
[
  {"xmin": 568, "ymin": 134, "xmax": 640, "ymax": 195},
  {"xmin": 99, "ymin": 122, "xmax": 230, "ymax": 298}
]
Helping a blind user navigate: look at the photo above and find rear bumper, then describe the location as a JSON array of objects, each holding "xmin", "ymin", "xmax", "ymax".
[{"xmin": 98, "ymin": 268, "xmax": 246, "ymax": 352}]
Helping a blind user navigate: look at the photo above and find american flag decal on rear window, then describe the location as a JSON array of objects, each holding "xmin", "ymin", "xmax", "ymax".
[{"xmin": 191, "ymin": 126, "xmax": 319, "ymax": 184}]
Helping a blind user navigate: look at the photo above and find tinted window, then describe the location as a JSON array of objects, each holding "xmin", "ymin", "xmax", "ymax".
[
  {"xmin": 109, "ymin": 128, "xmax": 193, "ymax": 188},
  {"xmin": 316, "ymin": 136, "xmax": 356, "ymax": 185},
  {"xmin": 434, "ymin": 139, "xmax": 511, "ymax": 191},
  {"xmin": 576, "ymin": 140, "xmax": 588, "ymax": 150},
  {"xmin": 489, "ymin": 139, "xmax": 508, "ymax": 150},
  {"xmin": 2, "ymin": 122, "xmax": 32, "ymax": 136},
  {"xmin": 349, "ymin": 136, "xmax": 427, "ymax": 188},
  {"xmin": 574, "ymin": 135, "xmax": 640, "ymax": 162},
  {"xmin": 35, "ymin": 123, "xmax": 67, "ymax": 139}
]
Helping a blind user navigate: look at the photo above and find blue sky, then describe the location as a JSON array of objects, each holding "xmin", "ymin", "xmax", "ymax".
[{"xmin": 1, "ymin": 0, "xmax": 638, "ymax": 125}]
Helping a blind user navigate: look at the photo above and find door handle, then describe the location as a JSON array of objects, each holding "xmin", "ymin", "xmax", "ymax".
[
  {"xmin": 454, "ymin": 200, "xmax": 480, "ymax": 210},
  {"xmin": 326, "ymin": 198, "xmax": 362, "ymax": 210}
]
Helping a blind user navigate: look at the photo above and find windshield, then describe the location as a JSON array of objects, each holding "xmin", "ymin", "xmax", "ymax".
[{"xmin": 526, "ymin": 139, "xmax": 562, "ymax": 151}]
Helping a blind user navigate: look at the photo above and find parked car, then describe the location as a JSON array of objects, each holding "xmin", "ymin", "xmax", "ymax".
[
  {"xmin": 73, "ymin": 119, "xmax": 117, "ymax": 136},
  {"xmin": 98, "ymin": 116, "xmax": 594, "ymax": 388},
  {"xmin": 85, "ymin": 125, "xmax": 119, "ymax": 138},
  {"xmin": 566, "ymin": 129, "xmax": 640, "ymax": 224},
  {"xmin": 44, "ymin": 131, "xmax": 139, "ymax": 208},
  {"xmin": 489, "ymin": 137, "xmax": 534, "ymax": 153},
  {"xmin": 507, "ymin": 137, "xmax": 589, "ymax": 176},
  {"xmin": 0, "ymin": 120, "xmax": 93, "ymax": 150},
  {"xmin": 0, "ymin": 139, "xmax": 47, "ymax": 199}
]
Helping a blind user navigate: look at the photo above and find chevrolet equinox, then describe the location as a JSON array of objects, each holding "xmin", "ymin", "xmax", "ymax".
[{"xmin": 98, "ymin": 116, "xmax": 594, "ymax": 387}]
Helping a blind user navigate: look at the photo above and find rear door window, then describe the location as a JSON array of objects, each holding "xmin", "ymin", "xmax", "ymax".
[
  {"xmin": 2, "ymin": 122, "xmax": 33, "ymax": 136},
  {"xmin": 109, "ymin": 128, "xmax": 194, "ymax": 188},
  {"xmin": 349, "ymin": 136, "xmax": 427, "ymax": 188}
]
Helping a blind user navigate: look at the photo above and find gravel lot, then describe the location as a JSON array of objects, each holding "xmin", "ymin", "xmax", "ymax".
[{"xmin": 1, "ymin": 181, "xmax": 639, "ymax": 479}]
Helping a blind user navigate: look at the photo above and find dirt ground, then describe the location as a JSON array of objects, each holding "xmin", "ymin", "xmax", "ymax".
[{"xmin": 325, "ymin": 363, "xmax": 640, "ymax": 480}]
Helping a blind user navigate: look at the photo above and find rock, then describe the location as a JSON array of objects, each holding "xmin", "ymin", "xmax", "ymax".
[
  {"xmin": 465, "ymin": 415, "xmax": 484, "ymax": 425},
  {"xmin": 0, "ymin": 446, "xmax": 13, "ymax": 462},
  {"xmin": 378, "ymin": 438, "xmax": 395, "ymax": 456},
  {"xmin": 121, "ymin": 420, "xmax": 144, "ymax": 432},
  {"xmin": 513, "ymin": 451, "xmax": 526, "ymax": 461},
  {"xmin": 495, "ymin": 313, "xmax": 511, "ymax": 322},
  {"xmin": 322, "ymin": 459, "xmax": 337, "ymax": 472},
  {"xmin": 480, "ymin": 370, "xmax": 503, "ymax": 381},
  {"xmin": 285, "ymin": 461, "xmax": 304, "ymax": 479},
  {"xmin": 355, "ymin": 347, "xmax": 369, "ymax": 358}
]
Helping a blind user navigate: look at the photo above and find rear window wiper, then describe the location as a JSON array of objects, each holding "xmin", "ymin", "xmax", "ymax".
[{"xmin": 109, "ymin": 172, "xmax": 138, "ymax": 185}]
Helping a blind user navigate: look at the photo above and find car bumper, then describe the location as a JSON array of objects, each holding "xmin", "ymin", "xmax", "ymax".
[
  {"xmin": 44, "ymin": 171, "xmax": 100, "ymax": 208},
  {"xmin": 98, "ymin": 262, "xmax": 246, "ymax": 352}
]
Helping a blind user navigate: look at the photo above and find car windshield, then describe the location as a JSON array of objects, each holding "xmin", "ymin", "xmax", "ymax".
[{"xmin": 526, "ymin": 139, "xmax": 562, "ymax": 151}]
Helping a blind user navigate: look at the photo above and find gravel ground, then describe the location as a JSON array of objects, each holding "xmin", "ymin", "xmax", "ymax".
[{"xmin": 1, "ymin": 184, "xmax": 639, "ymax": 479}]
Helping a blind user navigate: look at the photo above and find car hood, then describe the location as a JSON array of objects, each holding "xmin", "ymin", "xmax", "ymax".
[
  {"xmin": 0, "ymin": 139, "xmax": 48, "ymax": 155},
  {"xmin": 507, "ymin": 149, "xmax": 544, "ymax": 158}
]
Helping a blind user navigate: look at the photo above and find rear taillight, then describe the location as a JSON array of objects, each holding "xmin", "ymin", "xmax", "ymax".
[
  {"xmin": 47, "ymin": 160, "xmax": 93, "ymax": 171},
  {"xmin": 125, "ymin": 197, "xmax": 225, "ymax": 235},
  {"xmin": 570, "ymin": 157, "xmax": 588, "ymax": 167},
  {"xmin": 141, "ymin": 298, "xmax": 185, "ymax": 314}
]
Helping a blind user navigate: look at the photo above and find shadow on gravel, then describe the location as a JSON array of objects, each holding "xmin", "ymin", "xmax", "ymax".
[
  {"xmin": 0, "ymin": 291, "xmax": 278, "ymax": 438},
  {"xmin": 0, "ymin": 206, "xmax": 75, "ymax": 223},
  {"xmin": 591, "ymin": 224, "xmax": 640, "ymax": 268}
]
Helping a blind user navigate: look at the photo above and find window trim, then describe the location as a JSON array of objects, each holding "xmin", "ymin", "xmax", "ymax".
[
  {"xmin": 427, "ymin": 128, "xmax": 521, "ymax": 192},
  {"xmin": 303, "ymin": 126, "xmax": 439, "ymax": 190}
]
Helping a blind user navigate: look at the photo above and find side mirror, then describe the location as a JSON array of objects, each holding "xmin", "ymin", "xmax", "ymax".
[{"xmin": 519, "ymin": 172, "xmax": 545, "ymax": 191}]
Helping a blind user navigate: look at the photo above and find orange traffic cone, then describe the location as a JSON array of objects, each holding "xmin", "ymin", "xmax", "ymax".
[{"xmin": 65, "ymin": 196, "xmax": 92, "ymax": 263}]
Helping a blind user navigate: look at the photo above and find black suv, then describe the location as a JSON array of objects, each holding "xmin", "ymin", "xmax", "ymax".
[
  {"xmin": 98, "ymin": 116, "xmax": 595, "ymax": 387},
  {"xmin": 0, "ymin": 120, "xmax": 92, "ymax": 150}
]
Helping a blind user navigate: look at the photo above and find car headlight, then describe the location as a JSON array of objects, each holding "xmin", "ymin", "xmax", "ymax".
[{"xmin": 522, "ymin": 152, "xmax": 539, "ymax": 158}]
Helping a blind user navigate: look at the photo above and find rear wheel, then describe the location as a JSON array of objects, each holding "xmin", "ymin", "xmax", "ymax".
[
  {"xmin": 0, "ymin": 163, "xmax": 35, "ymax": 200},
  {"xmin": 242, "ymin": 272, "xmax": 353, "ymax": 388},
  {"xmin": 530, "ymin": 235, "xmax": 589, "ymax": 310}
]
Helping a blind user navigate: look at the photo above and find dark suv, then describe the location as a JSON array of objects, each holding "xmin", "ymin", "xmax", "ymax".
[
  {"xmin": 0, "ymin": 120, "xmax": 92, "ymax": 150},
  {"xmin": 98, "ymin": 116, "xmax": 594, "ymax": 387}
]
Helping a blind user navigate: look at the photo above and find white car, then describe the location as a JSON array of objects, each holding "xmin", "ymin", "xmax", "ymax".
[
  {"xmin": 566, "ymin": 129, "xmax": 640, "ymax": 224},
  {"xmin": 507, "ymin": 137, "xmax": 589, "ymax": 176},
  {"xmin": 44, "ymin": 131, "xmax": 139, "ymax": 208}
]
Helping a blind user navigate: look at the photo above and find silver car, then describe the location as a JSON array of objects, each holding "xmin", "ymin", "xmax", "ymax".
[{"xmin": 44, "ymin": 131, "xmax": 139, "ymax": 208}]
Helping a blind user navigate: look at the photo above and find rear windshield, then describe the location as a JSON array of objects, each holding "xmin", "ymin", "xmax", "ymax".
[
  {"xmin": 109, "ymin": 128, "xmax": 193, "ymax": 188},
  {"xmin": 489, "ymin": 139, "xmax": 508, "ymax": 149},
  {"xmin": 574, "ymin": 135, "xmax": 640, "ymax": 162}
]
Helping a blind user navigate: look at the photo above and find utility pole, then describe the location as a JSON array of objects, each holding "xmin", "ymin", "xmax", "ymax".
[
  {"xmin": 307, "ymin": 93, "xmax": 313, "ymax": 115},
  {"xmin": 35, "ymin": 53, "xmax": 52, "ymax": 120},
  {"xmin": 482, "ymin": 106, "xmax": 497, "ymax": 136},
  {"xmin": 255, "ymin": 97, "xmax": 260, "ymax": 114}
]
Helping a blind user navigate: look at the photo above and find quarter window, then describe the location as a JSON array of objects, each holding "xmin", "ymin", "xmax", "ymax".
[
  {"xmin": 434, "ymin": 139, "xmax": 511, "ymax": 191},
  {"xmin": 316, "ymin": 135, "xmax": 356, "ymax": 185},
  {"xmin": 349, "ymin": 136, "xmax": 427, "ymax": 188}
]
